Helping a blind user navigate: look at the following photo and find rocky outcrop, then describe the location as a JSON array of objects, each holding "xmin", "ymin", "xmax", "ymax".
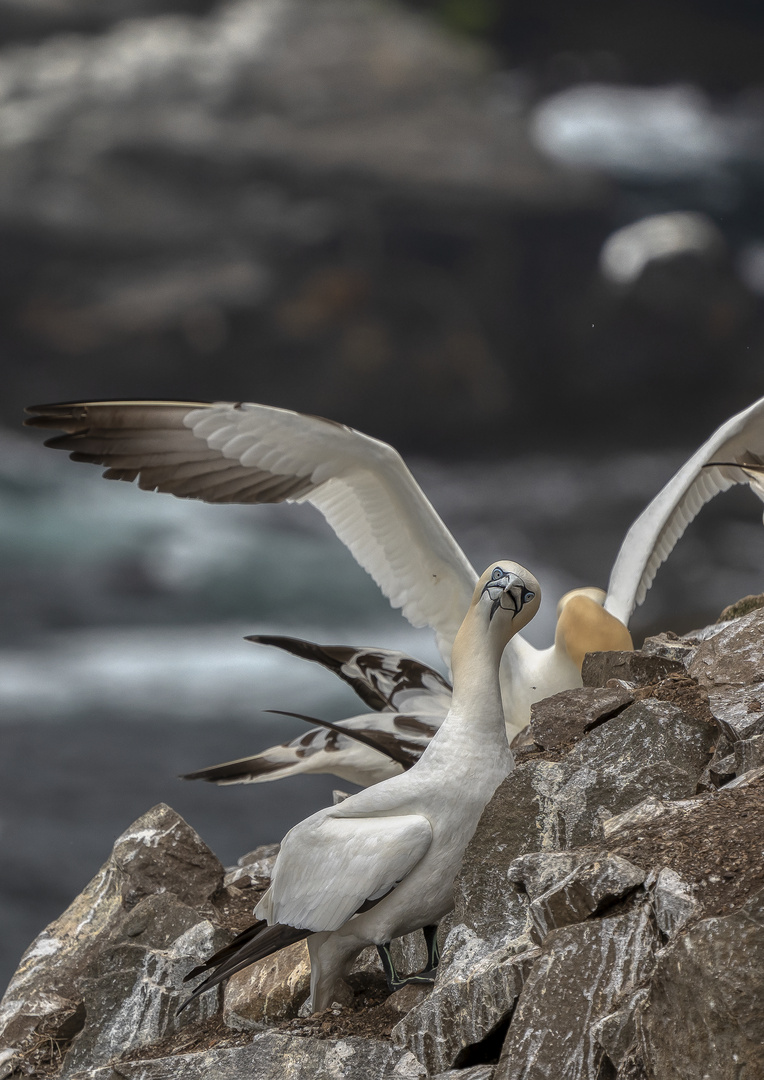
[{"xmin": 2, "ymin": 606, "xmax": 764, "ymax": 1078}]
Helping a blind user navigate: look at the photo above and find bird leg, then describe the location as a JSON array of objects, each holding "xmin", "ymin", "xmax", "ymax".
[{"xmin": 377, "ymin": 924, "xmax": 440, "ymax": 992}]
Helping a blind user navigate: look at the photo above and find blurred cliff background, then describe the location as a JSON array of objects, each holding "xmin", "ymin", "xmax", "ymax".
[{"xmin": 2, "ymin": 0, "xmax": 764, "ymax": 985}]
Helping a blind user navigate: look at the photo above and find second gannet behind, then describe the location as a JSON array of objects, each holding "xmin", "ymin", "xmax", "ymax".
[
  {"xmin": 182, "ymin": 587, "xmax": 631, "ymax": 788},
  {"xmin": 181, "ymin": 561, "xmax": 541, "ymax": 1014}
]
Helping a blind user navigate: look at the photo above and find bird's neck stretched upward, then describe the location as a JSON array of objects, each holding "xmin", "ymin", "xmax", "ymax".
[{"xmin": 445, "ymin": 605, "xmax": 510, "ymax": 735}]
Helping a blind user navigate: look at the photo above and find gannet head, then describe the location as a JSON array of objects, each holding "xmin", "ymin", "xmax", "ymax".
[{"xmin": 475, "ymin": 561, "xmax": 541, "ymax": 639}]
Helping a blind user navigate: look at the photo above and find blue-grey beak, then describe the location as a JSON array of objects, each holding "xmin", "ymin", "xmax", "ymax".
[{"xmin": 482, "ymin": 570, "xmax": 535, "ymax": 621}]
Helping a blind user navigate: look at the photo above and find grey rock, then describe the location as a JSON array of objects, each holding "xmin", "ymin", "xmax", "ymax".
[
  {"xmin": 432, "ymin": 1068, "xmax": 495, "ymax": 1080},
  {"xmin": 734, "ymin": 732, "xmax": 764, "ymax": 775},
  {"xmin": 526, "ymin": 855, "xmax": 646, "ymax": 940},
  {"xmin": 452, "ymin": 761, "xmax": 558, "ymax": 950},
  {"xmin": 393, "ymin": 938, "xmax": 539, "ymax": 1076},
  {"xmin": 63, "ymin": 921, "xmax": 227, "ymax": 1076},
  {"xmin": 723, "ymin": 763, "xmax": 764, "ymax": 788},
  {"xmin": 78, "ymin": 1032, "xmax": 405, "ymax": 1079},
  {"xmin": 111, "ymin": 803, "xmax": 223, "ymax": 910},
  {"xmin": 496, "ymin": 904, "xmax": 658, "ymax": 1080},
  {"xmin": 454, "ymin": 700, "xmax": 713, "ymax": 953},
  {"xmin": 708, "ymin": 751, "xmax": 737, "ymax": 785},
  {"xmin": 389, "ymin": 1050, "xmax": 428, "ymax": 1079},
  {"xmin": 602, "ymin": 794, "xmax": 703, "ymax": 842},
  {"xmin": 508, "ymin": 851, "xmax": 595, "ymax": 901},
  {"xmin": 649, "ymin": 868, "xmax": 698, "ymax": 938},
  {"xmin": 687, "ymin": 608, "xmax": 764, "ymax": 738},
  {"xmin": 529, "ymin": 685, "xmax": 633, "ymax": 750},
  {"xmin": 581, "ymin": 651, "xmax": 685, "ymax": 688},
  {"xmin": 640, "ymin": 633, "xmax": 699, "ymax": 664},
  {"xmin": 0, "ymin": 805, "xmax": 224, "ymax": 1059},
  {"xmin": 554, "ymin": 700, "xmax": 715, "ymax": 847},
  {"xmin": 590, "ymin": 988, "xmax": 649, "ymax": 1070},
  {"xmin": 635, "ymin": 887, "xmax": 764, "ymax": 1079}
]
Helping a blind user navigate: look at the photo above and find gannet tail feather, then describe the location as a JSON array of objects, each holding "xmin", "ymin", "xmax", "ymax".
[
  {"xmin": 605, "ymin": 396, "xmax": 764, "ymax": 626},
  {"xmin": 179, "ymin": 922, "xmax": 312, "ymax": 1011}
]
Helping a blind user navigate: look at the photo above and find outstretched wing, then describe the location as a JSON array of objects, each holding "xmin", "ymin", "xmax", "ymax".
[
  {"xmin": 25, "ymin": 400, "xmax": 477, "ymax": 662},
  {"xmin": 605, "ymin": 396, "xmax": 764, "ymax": 625},
  {"xmin": 260, "ymin": 809, "xmax": 433, "ymax": 932},
  {"xmin": 247, "ymin": 635, "xmax": 452, "ymax": 714}
]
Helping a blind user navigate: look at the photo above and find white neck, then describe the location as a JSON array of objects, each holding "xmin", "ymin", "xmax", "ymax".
[{"xmin": 414, "ymin": 603, "xmax": 512, "ymax": 783}]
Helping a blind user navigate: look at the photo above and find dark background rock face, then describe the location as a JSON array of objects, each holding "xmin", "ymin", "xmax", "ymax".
[{"xmin": 0, "ymin": 0, "xmax": 763, "ymax": 452}]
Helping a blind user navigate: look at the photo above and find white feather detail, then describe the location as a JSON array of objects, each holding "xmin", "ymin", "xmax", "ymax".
[
  {"xmin": 606, "ymin": 395, "xmax": 764, "ymax": 624},
  {"xmin": 259, "ymin": 812, "xmax": 432, "ymax": 932}
]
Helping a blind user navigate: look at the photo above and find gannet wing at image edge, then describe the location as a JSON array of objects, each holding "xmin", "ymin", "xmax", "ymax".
[
  {"xmin": 24, "ymin": 400, "xmax": 478, "ymax": 662},
  {"xmin": 261, "ymin": 812, "xmax": 433, "ymax": 932},
  {"xmin": 605, "ymin": 396, "xmax": 764, "ymax": 625}
]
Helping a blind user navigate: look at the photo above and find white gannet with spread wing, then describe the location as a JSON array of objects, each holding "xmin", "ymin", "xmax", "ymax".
[
  {"xmin": 179, "ymin": 561, "xmax": 541, "ymax": 1014},
  {"xmin": 24, "ymin": 395, "xmax": 764, "ymax": 746},
  {"xmin": 23, "ymin": 399, "xmax": 631, "ymax": 735}
]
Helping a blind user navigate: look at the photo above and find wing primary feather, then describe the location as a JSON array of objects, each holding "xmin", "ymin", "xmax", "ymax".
[
  {"xmin": 178, "ymin": 922, "xmax": 311, "ymax": 1012},
  {"xmin": 264, "ymin": 709, "xmax": 418, "ymax": 769}
]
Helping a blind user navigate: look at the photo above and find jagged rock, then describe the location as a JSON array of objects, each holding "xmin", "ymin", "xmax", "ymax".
[
  {"xmin": 385, "ymin": 984, "xmax": 431, "ymax": 1016},
  {"xmin": 734, "ymin": 732, "xmax": 764, "ymax": 775},
  {"xmin": 529, "ymin": 685, "xmax": 633, "ymax": 750},
  {"xmin": 591, "ymin": 988, "xmax": 649, "ymax": 1073},
  {"xmin": 716, "ymin": 592, "xmax": 764, "ymax": 622},
  {"xmin": 392, "ymin": 937, "xmax": 539, "ymax": 1076},
  {"xmin": 78, "ymin": 1031, "xmax": 407, "ymax": 1079},
  {"xmin": 581, "ymin": 650, "xmax": 685, "ymax": 688},
  {"xmin": 640, "ymin": 632, "xmax": 699, "ymax": 663},
  {"xmin": 709, "ymin": 751, "xmax": 737, "ymax": 785},
  {"xmin": 454, "ymin": 699, "xmax": 713, "ymax": 952},
  {"xmin": 601, "ymin": 794, "xmax": 700, "ymax": 841},
  {"xmin": 508, "ymin": 851, "xmax": 593, "ymax": 900},
  {"xmin": 687, "ymin": 608, "xmax": 764, "ymax": 737},
  {"xmin": 225, "ymin": 843, "xmax": 280, "ymax": 890},
  {"xmin": 0, "ymin": 805, "xmax": 225, "ymax": 1066},
  {"xmin": 496, "ymin": 904, "xmax": 658, "ymax": 1080},
  {"xmin": 524, "ymin": 855, "xmax": 646, "ymax": 940},
  {"xmin": 62, "ymin": 921, "xmax": 226, "ymax": 1076},
  {"xmin": 723, "ymin": 763, "xmax": 764, "ymax": 788},
  {"xmin": 432, "ymin": 1068, "xmax": 496, "ymax": 1080},
  {"xmin": 648, "ymin": 868, "xmax": 698, "ymax": 938},
  {"xmin": 111, "ymin": 804, "xmax": 223, "ymax": 910},
  {"xmin": 224, "ymin": 940, "xmax": 311, "ymax": 1027},
  {"xmin": 635, "ymin": 887, "xmax": 764, "ymax": 1079},
  {"xmin": 532, "ymin": 699, "xmax": 714, "ymax": 849}
]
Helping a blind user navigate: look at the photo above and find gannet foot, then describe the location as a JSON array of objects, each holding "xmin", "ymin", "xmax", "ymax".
[{"xmin": 377, "ymin": 924, "xmax": 440, "ymax": 992}]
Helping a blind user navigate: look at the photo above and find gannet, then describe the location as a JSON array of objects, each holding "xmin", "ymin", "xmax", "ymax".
[
  {"xmin": 180, "ymin": 561, "xmax": 541, "ymax": 1014},
  {"xmin": 181, "ymin": 638, "xmax": 450, "ymax": 788},
  {"xmin": 181, "ymin": 592, "xmax": 619, "ymax": 787},
  {"xmin": 24, "ymin": 395, "xmax": 764, "ymax": 736}
]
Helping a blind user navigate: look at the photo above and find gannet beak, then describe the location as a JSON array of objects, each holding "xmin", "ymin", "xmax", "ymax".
[{"xmin": 482, "ymin": 570, "xmax": 535, "ymax": 621}]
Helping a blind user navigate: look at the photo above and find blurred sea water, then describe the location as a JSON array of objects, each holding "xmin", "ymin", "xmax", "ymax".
[{"xmin": 1, "ymin": 423, "xmax": 763, "ymax": 986}]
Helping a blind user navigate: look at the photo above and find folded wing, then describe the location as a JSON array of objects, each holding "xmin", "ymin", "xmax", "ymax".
[{"xmin": 260, "ymin": 811, "xmax": 433, "ymax": 932}]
